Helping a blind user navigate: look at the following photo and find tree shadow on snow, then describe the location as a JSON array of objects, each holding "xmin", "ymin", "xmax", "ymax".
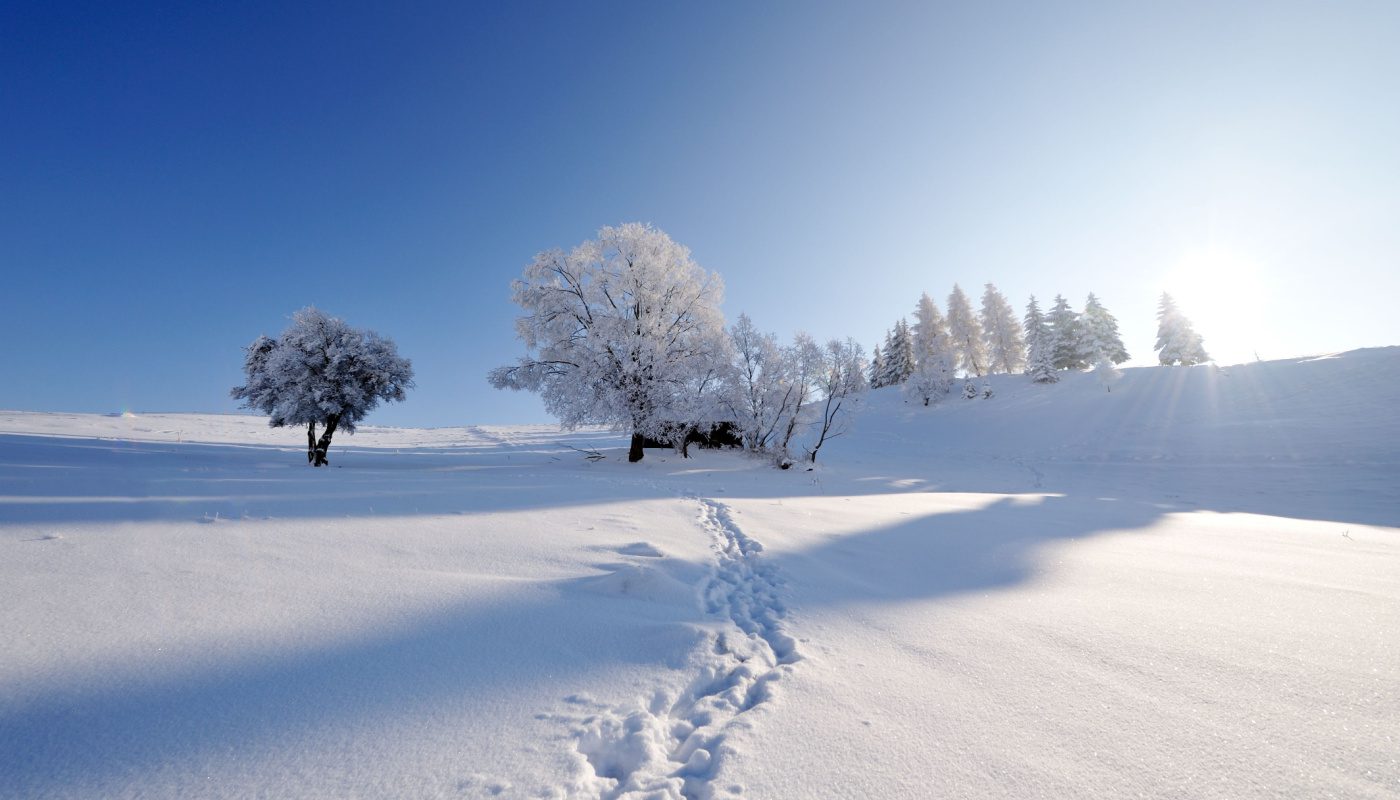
[
  {"xmin": 1, "ymin": 430, "xmax": 1393, "ymax": 528},
  {"xmin": 763, "ymin": 493, "xmax": 1171, "ymax": 610},
  {"xmin": 0, "ymin": 476, "xmax": 1385, "ymax": 796},
  {"xmin": 0, "ymin": 564, "xmax": 707, "ymax": 798}
]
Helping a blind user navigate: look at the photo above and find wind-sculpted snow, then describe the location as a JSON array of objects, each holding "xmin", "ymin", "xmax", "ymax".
[{"xmin": 553, "ymin": 498, "xmax": 800, "ymax": 800}]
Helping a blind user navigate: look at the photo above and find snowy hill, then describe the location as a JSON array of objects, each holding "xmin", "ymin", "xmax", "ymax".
[
  {"xmin": 1, "ymin": 348, "xmax": 1397, "ymax": 799},
  {"xmin": 841, "ymin": 347, "xmax": 1400, "ymax": 525}
]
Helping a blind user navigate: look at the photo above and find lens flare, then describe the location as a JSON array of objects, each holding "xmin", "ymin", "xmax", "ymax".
[{"xmin": 1160, "ymin": 248, "xmax": 1266, "ymax": 364}]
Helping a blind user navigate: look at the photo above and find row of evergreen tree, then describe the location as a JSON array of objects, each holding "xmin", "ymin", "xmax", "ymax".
[{"xmin": 868, "ymin": 285, "xmax": 1210, "ymax": 402}]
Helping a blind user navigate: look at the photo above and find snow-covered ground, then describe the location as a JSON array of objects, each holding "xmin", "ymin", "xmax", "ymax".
[{"xmin": 2, "ymin": 348, "xmax": 1397, "ymax": 799}]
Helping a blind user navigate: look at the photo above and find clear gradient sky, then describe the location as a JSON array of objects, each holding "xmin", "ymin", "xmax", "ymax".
[{"xmin": 3, "ymin": 1, "xmax": 1397, "ymax": 427}]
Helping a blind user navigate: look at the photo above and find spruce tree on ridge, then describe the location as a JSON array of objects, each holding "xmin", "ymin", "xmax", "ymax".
[{"xmin": 947, "ymin": 284, "xmax": 988, "ymax": 377}]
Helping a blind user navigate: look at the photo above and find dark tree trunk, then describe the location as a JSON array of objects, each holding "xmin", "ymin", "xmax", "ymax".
[
  {"xmin": 628, "ymin": 432, "xmax": 645, "ymax": 463},
  {"xmin": 678, "ymin": 427, "xmax": 693, "ymax": 459},
  {"xmin": 809, "ymin": 397, "xmax": 842, "ymax": 464},
  {"xmin": 307, "ymin": 421, "xmax": 317, "ymax": 464},
  {"xmin": 312, "ymin": 415, "xmax": 340, "ymax": 467}
]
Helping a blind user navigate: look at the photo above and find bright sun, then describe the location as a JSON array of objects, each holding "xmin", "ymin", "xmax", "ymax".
[{"xmin": 1161, "ymin": 247, "xmax": 1266, "ymax": 365}]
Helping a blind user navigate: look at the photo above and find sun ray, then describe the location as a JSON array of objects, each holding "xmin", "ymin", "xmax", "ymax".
[{"xmin": 1161, "ymin": 248, "xmax": 1268, "ymax": 364}]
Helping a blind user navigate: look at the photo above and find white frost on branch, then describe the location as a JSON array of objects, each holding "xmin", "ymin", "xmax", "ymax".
[{"xmin": 488, "ymin": 223, "xmax": 728, "ymax": 460}]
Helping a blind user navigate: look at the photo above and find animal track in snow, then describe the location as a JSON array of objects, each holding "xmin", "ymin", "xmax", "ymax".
[{"xmin": 560, "ymin": 498, "xmax": 801, "ymax": 800}]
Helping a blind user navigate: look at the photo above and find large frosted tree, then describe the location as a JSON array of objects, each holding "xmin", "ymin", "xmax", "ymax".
[
  {"xmin": 231, "ymin": 307, "xmax": 414, "ymax": 466},
  {"xmin": 881, "ymin": 318, "xmax": 916, "ymax": 386},
  {"xmin": 1024, "ymin": 296, "xmax": 1057, "ymax": 383},
  {"xmin": 908, "ymin": 292, "xmax": 954, "ymax": 403},
  {"xmin": 868, "ymin": 345, "xmax": 886, "ymax": 388},
  {"xmin": 980, "ymin": 283, "xmax": 1026, "ymax": 374},
  {"xmin": 1081, "ymin": 293, "xmax": 1129, "ymax": 364},
  {"xmin": 947, "ymin": 283, "xmax": 987, "ymax": 377},
  {"xmin": 913, "ymin": 293, "xmax": 955, "ymax": 368},
  {"xmin": 1047, "ymin": 294, "xmax": 1088, "ymax": 371},
  {"xmin": 489, "ymin": 223, "xmax": 728, "ymax": 462},
  {"xmin": 1155, "ymin": 293, "xmax": 1210, "ymax": 366}
]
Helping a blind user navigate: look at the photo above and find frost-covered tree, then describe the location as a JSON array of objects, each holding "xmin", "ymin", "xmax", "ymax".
[
  {"xmin": 727, "ymin": 313, "xmax": 797, "ymax": 452},
  {"xmin": 1081, "ymin": 293, "xmax": 1130, "ymax": 365},
  {"xmin": 231, "ymin": 307, "xmax": 413, "ymax": 466},
  {"xmin": 1155, "ymin": 293, "xmax": 1210, "ymax": 366},
  {"xmin": 912, "ymin": 291, "xmax": 955, "ymax": 380},
  {"xmin": 1094, "ymin": 355, "xmax": 1122, "ymax": 392},
  {"xmin": 912, "ymin": 293, "xmax": 948, "ymax": 362},
  {"xmin": 1047, "ymin": 294, "xmax": 1088, "ymax": 370},
  {"xmin": 904, "ymin": 355, "xmax": 952, "ymax": 406},
  {"xmin": 882, "ymin": 319, "xmax": 915, "ymax": 386},
  {"xmin": 1024, "ymin": 296, "xmax": 1058, "ymax": 384},
  {"xmin": 776, "ymin": 332, "xmax": 824, "ymax": 458},
  {"xmin": 946, "ymin": 284, "xmax": 987, "ymax": 376},
  {"xmin": 980, "ymin": 283, "xmax": 1025, "ymax": 374},
  {"xmin": 808, "ymin": 338, "xmax": 866, "ymax": 463},
  {"xmin": 868, "ymin": 345, "xmax": 886, "ymax": 389},
  {"xmin": 666, "ymin": 327, "xmax": 734, "ymax": 458},
  {"xmin": 488, "ymin": 223, "xmax": 728, "ymax": 462}
]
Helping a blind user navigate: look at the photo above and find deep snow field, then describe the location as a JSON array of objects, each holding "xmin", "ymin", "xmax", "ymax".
[{"xmin": 2, "ymin": 348, "xmax": 1398, "ymax": 799}]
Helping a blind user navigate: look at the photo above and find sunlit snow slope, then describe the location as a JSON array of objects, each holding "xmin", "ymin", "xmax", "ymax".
[{"xmin": 1, "ymin": 348, "xmax": 1397, "ymax": 799}]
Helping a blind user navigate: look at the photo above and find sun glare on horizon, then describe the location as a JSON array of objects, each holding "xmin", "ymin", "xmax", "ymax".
[{"xmin": 1160, "ymin": 247, "xmax": 1268, "ymax": 365}]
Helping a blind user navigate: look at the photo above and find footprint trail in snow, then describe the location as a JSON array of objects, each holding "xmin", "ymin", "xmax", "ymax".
[{"xmin": 557, "ymin": 497, "xmax": 802, "ymax": 800}]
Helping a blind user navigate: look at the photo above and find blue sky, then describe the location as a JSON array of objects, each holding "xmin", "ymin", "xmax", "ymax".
[{"xmin": 3, "ymin": 1, "xmax": 1397, "ymax": 427}]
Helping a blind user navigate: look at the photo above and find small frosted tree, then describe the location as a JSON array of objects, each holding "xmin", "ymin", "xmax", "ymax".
[
  {"xmin": 776, "ymin": 332, "xmax": 824, "ymax": 458},
  {"xmin": 905, "ymin": 355, "xmax": 952, "ymax": 406},
  {"xmin": 808, "ymin": 338, "xmax": 866, "ymax": 463},
  {"xmin": 727, "ymin": 313, "xmax": 798, "ymax": 452},
  {"xmin": 947, "ymin": 284, "xmax": 987, "ymax": 377},
  {"xmin": 1094, "ymin": 355, "xmax": 1122, "ymax": 392},
  {"xmin": 1081, "ymin": 293, "xmax": 1130, "ymax": 364},
  {"xmin": 1024, "ymin": 296, "xmax": 1058, "ymax": 384},
  {"xmin": 489, "ymin": 223, "xmax": 728, "ymax": 462},
  {"xmin": 980, "ymin": 283, "xmax": 1026, "ymax": 374},
  {"xmin": 1155, "ymin": 293, "xmax": 1210, "ymax": 366},
  {"xmin": 868, "ymin": 345, "xmax": 886, "ymax": 388},
  {"xmin": 231, "ymin": 307, "xmax": 414, "ymax": 466}
]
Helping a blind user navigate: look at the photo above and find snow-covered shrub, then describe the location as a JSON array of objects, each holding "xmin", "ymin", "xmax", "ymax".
[
  {"xmin": 1095, "ymin": 355, "xmax": 1122, "ymax": 392},
  {"xmin": 904, "ymin": 356, "xmax": 952, "ymax": 407}
]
